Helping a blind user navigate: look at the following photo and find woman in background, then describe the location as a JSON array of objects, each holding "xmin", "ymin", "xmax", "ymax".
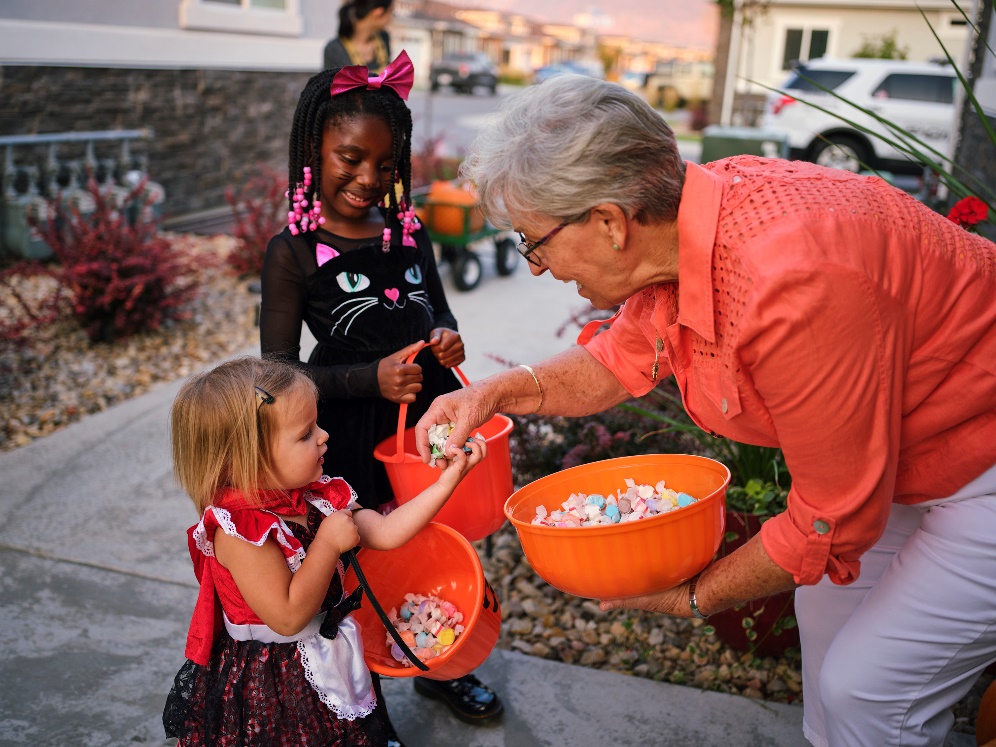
[{"xmin": 324, "ymin": 0, "xmax": 394, "ymax": 73}]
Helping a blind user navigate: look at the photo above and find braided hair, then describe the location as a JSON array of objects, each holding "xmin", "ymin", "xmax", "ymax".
[{"xmin": 287, "ymin": 68, "xmax": 413, "ymax": 234}]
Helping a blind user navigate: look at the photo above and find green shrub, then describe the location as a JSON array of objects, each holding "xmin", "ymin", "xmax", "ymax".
[{"xmin": 509, "ymin": 396, "xmax": 701, "ymax": 488}]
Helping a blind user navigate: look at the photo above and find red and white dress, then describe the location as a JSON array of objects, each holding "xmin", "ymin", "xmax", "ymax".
[{"xmin": 163, "ymin": 477, "xmax": 397, "ymax": 746}]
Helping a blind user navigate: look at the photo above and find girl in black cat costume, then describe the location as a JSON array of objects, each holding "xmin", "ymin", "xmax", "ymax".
[{"xmin": 259, "ymin": 52, "xmax": 503, "ymax": 731}]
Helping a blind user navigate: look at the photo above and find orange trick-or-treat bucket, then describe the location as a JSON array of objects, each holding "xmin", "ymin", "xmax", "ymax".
[
  {"xmin": 343, "ymin": 522, "xmax": 501, "ymax": 681},
  {"xmin": 373, "ymin": 357, "xmax": 513, "ymax": 542},
  {"xmin": 504, "ymin": 454, "xmax": 731, "ymax": 600}
]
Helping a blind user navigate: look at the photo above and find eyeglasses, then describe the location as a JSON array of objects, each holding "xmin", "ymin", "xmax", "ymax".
[{"xmin": 517, "ymin": 221, "xmax": 569, "ymax": 267}]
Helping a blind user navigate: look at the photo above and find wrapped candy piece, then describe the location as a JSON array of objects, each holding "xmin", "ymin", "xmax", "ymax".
[
  {"xmin": 386, "ymin": 592, "xmax": 465, "ymax": 664},
  {"xmin": 427, "ymin": 422, "xmax": 455, "ymax": 464},
  {"xmin": 427, "ymin": 422, "xmax": 480, "ymax": 466}
]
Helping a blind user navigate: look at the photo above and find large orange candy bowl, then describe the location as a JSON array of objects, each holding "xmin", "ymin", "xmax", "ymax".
[
  {"xmin": 343, "ymin": 522, "xmax": 501, "ymax": 681},
  {"xmin": 504, "ymin": 454, "xmax": 730, "ymax": 600}
]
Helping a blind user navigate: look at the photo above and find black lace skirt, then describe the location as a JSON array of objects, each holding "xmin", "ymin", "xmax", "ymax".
[{"xmin": 164, "ymin": 635, "xmax": 395, "ymax": 746}]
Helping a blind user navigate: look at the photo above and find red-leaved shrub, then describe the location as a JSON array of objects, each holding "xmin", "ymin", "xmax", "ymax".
[
  {"xmin": 38, "ymin": 179, "xmax": 202, "ymax": 342},
  {"xmin": 225, "ymin": 164, "xmax": 287, "ymax": 278}
]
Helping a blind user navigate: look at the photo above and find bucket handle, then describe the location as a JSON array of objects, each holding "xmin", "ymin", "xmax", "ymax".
[
  {"xmin": 342, "ymin": 548, "xmax": 429, "ymax": 671},
  {"xmin": 382, "ymin": 347, "xmax": 470, "ymax": 464}
]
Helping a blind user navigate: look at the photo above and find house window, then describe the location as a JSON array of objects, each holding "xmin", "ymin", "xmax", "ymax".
[
  {"xmin": 180, "ymin": 0, "xmax": 301, "ymax": 36},
  {"xmin": 782, "ymin": 28, "xmax": 830, "ymax": 70}
]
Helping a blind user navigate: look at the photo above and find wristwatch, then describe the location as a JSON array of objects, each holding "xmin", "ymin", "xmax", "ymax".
[{"xmin": 688, "ymin": 575, "xmax": 707, "ymax": 619}]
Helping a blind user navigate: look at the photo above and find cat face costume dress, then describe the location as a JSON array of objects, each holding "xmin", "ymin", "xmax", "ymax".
[
  {"xmin": 163, "ymin": 476, "xmax": 395, "ymax": 746},
  {"xmin": 259, "ymin": 216, "xmax": 460, "ymax": 509}
]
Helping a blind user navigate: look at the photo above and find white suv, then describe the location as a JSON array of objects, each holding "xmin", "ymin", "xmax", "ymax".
[{"xmin": 761, "ymin": 58, "xmax": 957, "ymax": 173}]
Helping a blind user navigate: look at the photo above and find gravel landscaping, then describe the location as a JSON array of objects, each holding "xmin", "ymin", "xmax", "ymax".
[{"xmin": 0, "ymin": 231, "xmax": 988, "ymax": 737}]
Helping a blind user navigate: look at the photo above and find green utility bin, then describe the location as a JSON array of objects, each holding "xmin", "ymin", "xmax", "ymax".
[
  {"xmin": 1, "ymin": 194, "xmax": 52, "ymax": 260},
  {"xmin": 700, "ymin": 125, "xmax": 790, "ymax": 163}
]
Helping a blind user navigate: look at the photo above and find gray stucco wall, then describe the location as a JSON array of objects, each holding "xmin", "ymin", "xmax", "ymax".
[
  {"xmin": 0, "ymin": 0, "xmax": 180, "ymax": 29},
  {"xmin": 1, "ymin": 0, "xmax": 340, "ymax": 41}
]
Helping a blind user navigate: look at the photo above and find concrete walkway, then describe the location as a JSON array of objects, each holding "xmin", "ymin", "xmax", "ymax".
[{"xmin": 0, "ymin": 258, "xmax": 972, "ymax": 746}]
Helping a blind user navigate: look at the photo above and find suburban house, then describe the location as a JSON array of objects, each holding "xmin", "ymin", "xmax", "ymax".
[
  {"xmin": 0, "ymin": 0, "xmax": 632, "ymax": 228},
  {"xmin": 710, "ymin": 0, "xmax": 982, "ymax": 126}
]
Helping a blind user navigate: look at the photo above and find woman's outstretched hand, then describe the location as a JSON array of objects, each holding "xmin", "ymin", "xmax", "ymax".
[
  {"xmin": 415, "ymin": 383, "xmax": 496, "ymax": 467},
  {"xmin": 377, "ymin": 340, "xmax": 426, "ymax": 404},
  {"xmin": 428, "ymin": 327, "xmax": 465, "ymax": 369}
]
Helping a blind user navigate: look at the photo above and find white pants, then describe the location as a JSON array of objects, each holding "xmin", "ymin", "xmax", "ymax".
[{"xmin": 797, "ymin": 467, "xmax": 996, "ymax": 747}]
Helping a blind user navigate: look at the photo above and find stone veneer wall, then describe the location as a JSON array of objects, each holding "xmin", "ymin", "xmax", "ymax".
[{"xmin": 0, "ymin": 66, "xmax": 314, "ymax": 220}]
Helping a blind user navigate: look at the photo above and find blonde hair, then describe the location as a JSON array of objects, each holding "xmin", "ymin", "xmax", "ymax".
[{"xmin": 170, "ymin": 356, "xmax": 318, "ymax": 513}]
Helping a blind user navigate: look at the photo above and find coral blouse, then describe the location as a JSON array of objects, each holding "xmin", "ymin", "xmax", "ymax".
[{"xmin": 584, "ymin": 156, "xmax": 996, "ymax": 585}]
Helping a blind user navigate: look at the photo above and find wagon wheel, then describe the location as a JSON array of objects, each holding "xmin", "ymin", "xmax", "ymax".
[
  {"xmin": 494, "ymin": 237, "xmax": 518, "ymax": 276},
  {"xmin": 810, "ymin": 134, "xmax": 870, "ymax": 173},
  {"xmin": 452, "ymin": 251, "xmax": 483, "ymax": 291}
]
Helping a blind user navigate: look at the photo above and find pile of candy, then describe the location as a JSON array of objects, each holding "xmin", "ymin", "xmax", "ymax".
[
  {"xmin": 532, "ymin": 478, "xmax": 698, "ymax": 527},
  {"xmin": 386, "ymin": 593, "xmax": 465, "ymax": 664},
  {"xmin": 427, "ymin": 421, "xmax": 478, "ymax": 466},
  {"xmin": 427, "ymin": 422, "xmax": 455, "ymax": 466}
]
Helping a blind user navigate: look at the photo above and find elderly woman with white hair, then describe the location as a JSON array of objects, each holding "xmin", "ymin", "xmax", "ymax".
[{"xmin": 415, "ymin": 74, "xmax": 996, "ymax": 747}]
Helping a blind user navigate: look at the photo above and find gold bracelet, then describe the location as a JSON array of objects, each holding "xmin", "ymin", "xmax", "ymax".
[{"xmin": 518, "ymin": 364, "xmax": 543, "ymax": 414}]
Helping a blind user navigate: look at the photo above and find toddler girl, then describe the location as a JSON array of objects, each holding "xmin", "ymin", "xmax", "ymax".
[
  {"xmin": 259, "ymin": 51, "xmax": 505, "ymax": 724},
  {"xmin": 163, "ymin": 356, "xmax": 484, "ymax": 746}
]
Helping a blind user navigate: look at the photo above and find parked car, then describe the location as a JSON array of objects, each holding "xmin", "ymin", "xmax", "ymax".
[
  {"xmin": 644, "ymin": 59, "xmax": 714, "ymax": 110},
  {"xmin": 761, "ymin": 58, "xmax": 956, "ymax": 173},
  {"xmin": 429, "ymin": 52, "xmax": 499, "ymax": 95},
  {"xmin": 532, "ymin": 60, "xmax": 605, "ymax": 85}
]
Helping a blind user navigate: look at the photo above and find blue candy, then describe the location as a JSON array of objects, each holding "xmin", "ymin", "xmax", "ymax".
[
  {"xmin": 586, "ymin": 494, "xmax": 606, "ymax": 509},
  {"xmin": 604, "ymin": 504, "xmax": 621, "ymax": 523},
  {"xmin": 677, "ymin": 492, "xmax": 696, "ymax": 507},
  {"xmin": 400, "ymin": 603, "xmax": 413, "ymax": 621}
]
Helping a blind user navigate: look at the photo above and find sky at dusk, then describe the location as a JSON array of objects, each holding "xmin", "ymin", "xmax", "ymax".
[{"xmin": 467, "ymin": 0, "xmax": 719, "ymax": 50}]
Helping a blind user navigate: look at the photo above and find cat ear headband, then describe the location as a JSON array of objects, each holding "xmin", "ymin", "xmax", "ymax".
[{"xmin": 330, "ymin": 50, "xmax": 414, "ymax": 101}]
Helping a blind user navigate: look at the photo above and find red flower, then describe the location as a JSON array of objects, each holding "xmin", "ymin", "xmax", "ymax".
[{"xmin": 946, "ymin": 196, "xmax": 989, "ymax": 229}]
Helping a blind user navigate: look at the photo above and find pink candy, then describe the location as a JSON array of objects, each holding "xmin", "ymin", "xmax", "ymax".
[
  {"xmin": 533, "ymin": 477, "xmax": 699, "ymax": 528},
  {"xmin": 386, "ymin": 592, "xmax": 465, "ymax": 664}
]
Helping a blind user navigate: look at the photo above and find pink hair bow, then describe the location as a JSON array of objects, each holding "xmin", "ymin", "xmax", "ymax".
[{"xmin": 330, "ymin": 50, "xmax": 414, "ymax": 101}]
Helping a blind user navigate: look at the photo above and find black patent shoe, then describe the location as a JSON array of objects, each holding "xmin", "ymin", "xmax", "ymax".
[{"xmin": 412, "ymin": 673, "xmax": 504, "ymax": 724}]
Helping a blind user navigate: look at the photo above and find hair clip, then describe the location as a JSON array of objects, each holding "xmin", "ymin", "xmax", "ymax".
[{"xmin": 254, "ymin": 386, "xmax": 275, "ymax": 405}]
